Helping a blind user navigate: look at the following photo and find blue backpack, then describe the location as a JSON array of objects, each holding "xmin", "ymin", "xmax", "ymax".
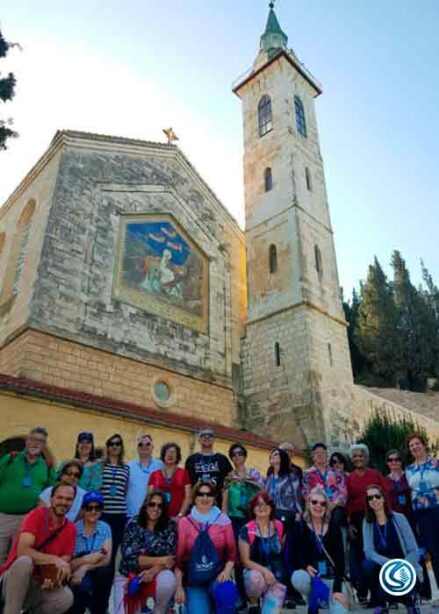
[{"xmin": 187, "ymin": 515, "xmax": 222, "ymax": 587}]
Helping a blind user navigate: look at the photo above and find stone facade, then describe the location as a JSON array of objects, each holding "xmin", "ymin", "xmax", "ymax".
[
  {"xmin": 0, "ymin": 131, "xmax": 246, "ymax": 428},
  {"xmin": 234, "ymin": 38, "xmax": 353, "ymax": 446}
]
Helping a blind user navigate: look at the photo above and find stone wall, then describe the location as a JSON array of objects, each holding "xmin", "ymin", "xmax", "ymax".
[
  {"xmin": 0, "ymin": 328, "xmax": 237, "ymax": 427},
  {"xmin": 0, "ymin": 147, "xmax": 61, "ymax": 345},
  {"xmin": 25, "ymin": 132, "xmax": 245, "ymax": 386}
]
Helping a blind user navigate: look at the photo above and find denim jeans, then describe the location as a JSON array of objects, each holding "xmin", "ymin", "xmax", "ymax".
[
  {"xmin": 415, "ymin": 507, "xmax": 439, "ymax": 587},
  {"xmin": 186, "ymin": 581, "xmax": 238, "ymax": 614},
  {"xmin": 69, "ymin": 566, "xmax": 113, "ymax": 614}
]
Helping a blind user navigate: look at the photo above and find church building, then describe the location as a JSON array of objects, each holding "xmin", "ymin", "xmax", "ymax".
[{"xmin": 1, "ymin": 5, "xmax": 438, "ymax": 462}]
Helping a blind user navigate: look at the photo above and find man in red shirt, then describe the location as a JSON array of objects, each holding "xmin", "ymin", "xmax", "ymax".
[{"xmin": 0, "ymin": 483, "xmax": 77, "ymax": 614}]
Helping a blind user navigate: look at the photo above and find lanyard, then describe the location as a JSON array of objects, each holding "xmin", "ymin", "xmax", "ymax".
[
  {"xmin": 162, "ymin": 467, "xmax": 177, "ymax": 490},
  {"xmin": 84, "ymin": 531, "xmax": 97, "ymax": 554},
  {"xmin": 316, "ymin": 467, "xmax": 328, "ymax": 485},
  {"xmin": 256, "ymin": 522, "xmax": 273, "ymax": 562},
  {"xmin": 311, "ymin": 521, "xmax": 325, "ymax": 554},
  {"xmin": 375, "ymin": 522, "xmax": 388, "ymax": 551}
]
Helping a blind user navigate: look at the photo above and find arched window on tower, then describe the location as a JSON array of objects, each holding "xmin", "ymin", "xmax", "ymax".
[
  {"xmin": 305, "ymin": 167, "xmax": 312, "ymax": 191},
  {"xmin": 275, "ymin": 342, "xmax": 281, "ymax": 367},
  {"xmin": 258, "ymin": 95, "xmax": 273, "ymax": 137},
  {"xmin": 295, "ymin": 96, "xmax": 307, "ymax": 138},
  {"xmin": 269, "ymin": 244, "xmax": 277, "ymax": 274},
  {"xmin": 314, "ymin": 244, "xmax": 323, "ymax": 276},
  {"xmin": 264, "ymin": 167, "xmax": 273, "ymax": 192}
]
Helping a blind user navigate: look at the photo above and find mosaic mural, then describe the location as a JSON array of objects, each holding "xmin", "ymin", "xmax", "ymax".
[{"xmin": 114, "ymin": 214, "xmax": 209, "ymax": 332}]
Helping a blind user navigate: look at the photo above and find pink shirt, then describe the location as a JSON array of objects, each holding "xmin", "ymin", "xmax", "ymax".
[{"xmin": 176, "ymin": 513, "xmax": 237, "ymax": 570}]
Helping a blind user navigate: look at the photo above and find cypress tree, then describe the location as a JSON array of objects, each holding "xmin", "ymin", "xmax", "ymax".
[
  {"xmin": 355, "ymin": 257, "xmax": 400, "ymax": 385},
  {"xmin": 391, "ymin": 251, "xmax": 436, "ymax": 390}
]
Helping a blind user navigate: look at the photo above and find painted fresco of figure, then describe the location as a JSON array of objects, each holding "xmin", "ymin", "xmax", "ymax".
[{"xmin": 140, "ymin": 249, "xmax": 184, "ymax": 299}]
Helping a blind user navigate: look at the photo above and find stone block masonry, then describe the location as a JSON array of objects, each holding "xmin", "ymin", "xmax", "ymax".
[{"xmin": 0, "ymin": 329, "xmax": 236, "ymax": 426}]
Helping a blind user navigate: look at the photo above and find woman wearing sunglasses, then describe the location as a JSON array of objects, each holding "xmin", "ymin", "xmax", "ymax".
[
  {"xmin": 385, "ymin": 450, "xmax": 412, "ymax": 519},
  {"xmin": 239, "ymin": 491, "xmax": 287, "ymax": 614},
  {"xmin": 362, "ymin": 484, "xmax": 422, "ymax": 613},
  {"xmin": 292, "ymin": 486, "xmax": 348, "ymax": 614},
  {"xmin": 89, "ymin": 434, "xmax": 130, "ymax": 586},
  {"xmin": 175, "ymin": 480, "xmax": 238, "ymax": 613},
  {"xmin": 69, "ymin": 491, "xmax": 112, "ymax": 614},
  {"xmin": 115, "ymin": 490, "xmax": 177, "ymax": 614},
  {"xmin": 39, "ymin": 459, "xmax": 86, "ymax": 522}
]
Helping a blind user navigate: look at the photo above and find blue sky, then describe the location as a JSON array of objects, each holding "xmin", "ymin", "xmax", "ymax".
[{"xmin": 1, "ymin": 0, "xmax": 438, "ymax": 296}]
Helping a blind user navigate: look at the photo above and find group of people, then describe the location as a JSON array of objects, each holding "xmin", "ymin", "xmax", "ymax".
[{"xmin": 0, "ymin": 425, "xmax": 438, "ymax": 614}]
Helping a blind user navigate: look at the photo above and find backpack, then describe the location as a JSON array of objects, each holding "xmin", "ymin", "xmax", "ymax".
[
  {"xmin": 187, "ymin": 515, "xmax": 222, "ymax": 587},
  {"xmin": 246, "ymin": 519, "xmax": 283, "ymax": 546},
  {"xmin": 7, "ymin": 451, "xmax": 53, "ymax": 481}
]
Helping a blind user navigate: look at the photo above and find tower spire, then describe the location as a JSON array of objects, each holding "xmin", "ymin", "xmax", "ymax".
[{"xmin": 260, "ymin": 1, "xmax": 288, "ymax": 55}]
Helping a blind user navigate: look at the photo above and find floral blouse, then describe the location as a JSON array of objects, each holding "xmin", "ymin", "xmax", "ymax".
[
  {"xmin": 406, "ymin": 457, "xmax": 439, "ymax": 511},
  {"xmin": 119, "ymin": 519, "xmax": 176, "ymax": 577},
  {"xmin": 302, "ymin": 465, "xmax": 347, "ymax": 507}
]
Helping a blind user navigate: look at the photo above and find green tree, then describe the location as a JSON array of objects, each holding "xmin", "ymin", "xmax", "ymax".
[
  {"xmin": 392, "ymin": 251, "xmax": 437, "ymax": 390},
  {"xmin": 357, "ymin": 409, "xmax": 437, "ymax": 473},
  {"xmin": 355, "ymin": 257, "xmax": 400, "ymax": 386},
  {"xmin": 0, "ymin": 27, "xmax": 18, "ymax": 150},
  {"xmin": 343, "ymin": 287, "xmax": 365, "ymax": 378}
]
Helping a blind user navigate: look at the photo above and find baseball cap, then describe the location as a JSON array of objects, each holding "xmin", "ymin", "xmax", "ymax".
[
  {"xmin": 77, "ymin": 432, "xmax": 94, "ymax": 443},
  {"xmin": 82, "ymin": 491, "xmax": 104, "ymax": 507}
]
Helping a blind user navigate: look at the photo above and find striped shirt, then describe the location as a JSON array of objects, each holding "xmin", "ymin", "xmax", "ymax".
[
  {"xmin": 101, "ymin": 463, "xmax": 129, "ymax": 514},
  {"xmin": 74, "ymin": 519, "xmax": 112, "ymax": 556}
]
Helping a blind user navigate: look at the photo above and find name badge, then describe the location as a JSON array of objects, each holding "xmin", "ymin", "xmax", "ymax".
[
  {"xmin": 398, "ymin": 494, "xmax": 406, "ymax": 506},
  {"xmin": 109, "ymin": 484, "xmax": 118, "ymax": 497},
  {"xmin": 318, "ymin": 560, "xmax": 327, "ymax": 576},
  {"xmin": 164, "ymin": 492, "xmax": 172, "ymax": 503},
  {"xmin": 22, "ymin": 476, "xmax": 32, "ymax": 488}
]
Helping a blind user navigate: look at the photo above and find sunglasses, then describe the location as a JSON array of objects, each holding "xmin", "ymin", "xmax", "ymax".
[
  {"xmin": 65, "ymin": 471, "xmax": 81, "ymax": 478},
  {"xmin": 108, "ymin": 441, "xmax": 122, "ymax": 447},
  {"xmin": 138, "ymin": 442, "xmax": 152, "ymax": 448},
  {"xmin": 255, "ymin": 502, "xmax": 270, "ymax": 509},
  {"xmin": 387, "ymin": 457, "xmax": 401, "ymax": 462},
  {"xmin": 147, "ymin": 501, "xmax": 164, "ymax": 509},
  {"xmin": 231, "ymin": 450, "xmax": 245, "ymax": 457},
  {"xmin": 84, "ymin": 505, "xmax": 102, "ymax": 512},
  {"xmin": 200, "ymin": 434, "xmax": 214, "ymax": 439},
  {"xmin": 197, "ymin": 491, "xmax": 214, "ymax": 498},
  {"xmin": 310, "ymin": 499, "xmax": 327, "ymax": 507},
  {"xmin": 367, "ymin": 493, "xmax": 383, "ymax": 501}
]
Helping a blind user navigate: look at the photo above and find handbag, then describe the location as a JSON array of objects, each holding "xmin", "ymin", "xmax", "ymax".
[{"xmin": 34, "ymin": 519, "xmax": 69, "ymax": 587}]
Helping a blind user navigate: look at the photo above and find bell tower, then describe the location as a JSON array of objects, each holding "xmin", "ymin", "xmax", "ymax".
[{"xmin": 234, "ymin": 4, "xmax": 353, "ymax": 446}]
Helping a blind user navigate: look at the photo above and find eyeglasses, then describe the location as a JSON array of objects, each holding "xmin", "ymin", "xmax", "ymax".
[
  {"xmin": 138, "ymin": 442, "xmax": 152, "ymax": 448},
  {"xmin": 255, "ymin": 502, "xmax": 269, "ymax": 509},
  {"xmin": 331, "ymin": 459, "xmax": 343, "ymax": 465},
  {"xmin": 65, "ymin": 471, "xmax": 81, "ymax": 479},
  {"xmin": 147, "ymin": 501, "xmax": 164, "ymax": 509},
  {"xmin": 200, "ymin": 434, "xmax": 214, "ymax": 439},
  {"xmin": 196, "ymin": 491, "xmax": 214, "ymax": 498},
  {"xmin": 108, "ymin": 441, "xmax": 122, "ymax": 447},
  {"xmin": 387, "ymin": 457, "xmax": 401, "ymax": 463},
  {"xmin": 84, "ymin": 505, "xmax": 102, "ymax": 512},
  {"xmin": 367, "ymin": 493, "xmax": 383, "ymax": 501},
  {"xmin": 28, "ymin": 437, "xmax": 46, "ymax": 445},
  {"xmin": 231, "ymin": 450, "xmax": 245, "ymax": 457},
  {"xmin": 310, "ymin": 499, "xmax": 327, "ymax": 507}
]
